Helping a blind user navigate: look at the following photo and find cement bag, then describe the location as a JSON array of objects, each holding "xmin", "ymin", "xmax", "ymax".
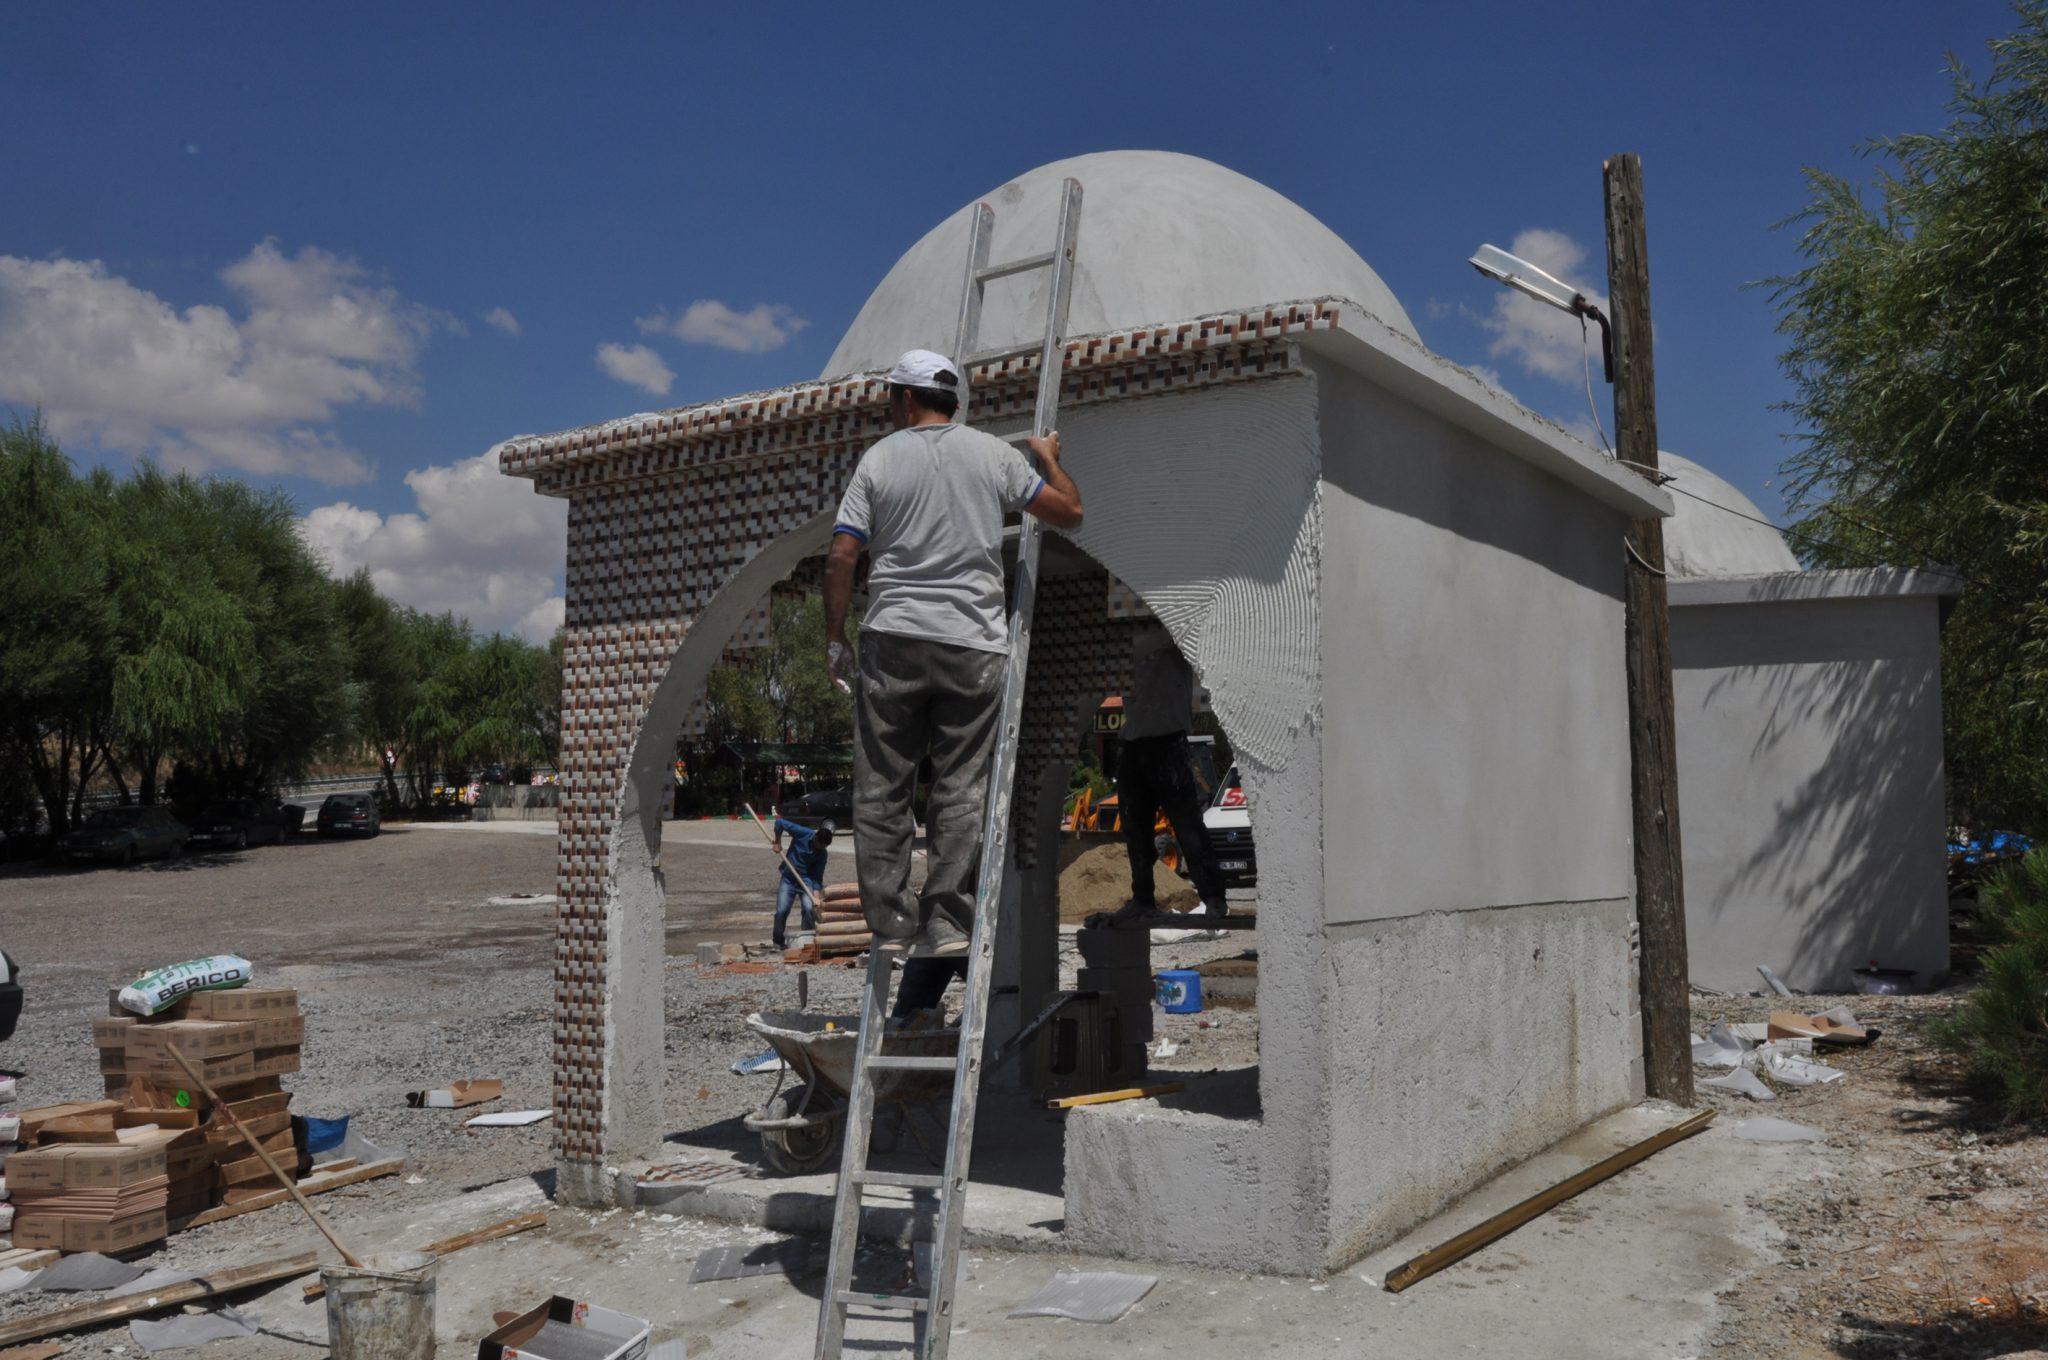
[{"xmin": 118, "ymin": 955, "xmax": 254, "ymax": 1016}]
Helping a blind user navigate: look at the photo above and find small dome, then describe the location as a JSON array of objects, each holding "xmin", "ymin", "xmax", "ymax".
[
  {"xmin": 823, "ymin": 150, "xmax": 1417, "ymax": 379},
  {"xmin": 1660, "ymin": 451, "xmax": 1800, "ymax": 577}
]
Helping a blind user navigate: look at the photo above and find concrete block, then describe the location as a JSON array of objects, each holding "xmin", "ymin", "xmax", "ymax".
[{"xmin": 1076, "ymin": 928, "xmax": 1148, "ymax": 970}]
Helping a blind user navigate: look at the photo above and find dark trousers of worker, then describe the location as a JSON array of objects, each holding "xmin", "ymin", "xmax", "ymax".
[
  {"xmin": 892, "ymin": 959, "xmax": 968, "ymax": 1019},
  {"xmin": 853, "ymin": 630, "xmax": 1005, "ymax": 941},
  {"xmin": 1118, "ymin": 732, "xmax": 1229, "ymax": 908}
]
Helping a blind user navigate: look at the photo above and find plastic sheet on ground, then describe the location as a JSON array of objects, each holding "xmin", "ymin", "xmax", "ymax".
[
  {"xmin": 1731, "ymin": 1117, "xmax": 1825, "ymax": 1143},
  {"xmin": 1702, "ymin": 1066, "xmax": 1776, "ymax": 1101},
  {"xmin": 109, "ymin": 1267, "xmax": 201, "ymax": 1298},
  {"xmin": 1008, "ymin": 1270, "xmax": 1157, "ymax": 1324},
  {"xmin": 29, "ymin": 1252, "xmax": 146, "ymax": 1291},
  {"xmin": 689, "ymin": 1245, "xmax": 787, "ymax": 1284},
  {"xmin": 1689, "ymin": 1023, "xmax": 1747, "ymax": 1069},
  {"xmin": 1755, "ymin": 1043, "xmax": 1844, "ymax": 1088},
  {"xmin": 0, "ymin": 1267, "xmax": 38, "ymax": 1294},
  {"xmin": 130, "ymin": 1307, "xmax": 258, "ymax": 1352}
]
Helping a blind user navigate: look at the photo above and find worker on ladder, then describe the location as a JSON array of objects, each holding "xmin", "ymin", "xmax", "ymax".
[{"xmin": 823, "ymin": 348, "xmax": 1083, "ymax": 960}]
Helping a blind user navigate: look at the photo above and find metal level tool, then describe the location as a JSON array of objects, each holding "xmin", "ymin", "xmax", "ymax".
[{"xmin": 815, "ymin": 177, "xmax": 1083, "ymax": 1360}]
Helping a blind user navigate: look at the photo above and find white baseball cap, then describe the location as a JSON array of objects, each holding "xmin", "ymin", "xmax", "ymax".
[{"xmin": 883, "ymin": 349, "xmax": 961, "ymax": 392}]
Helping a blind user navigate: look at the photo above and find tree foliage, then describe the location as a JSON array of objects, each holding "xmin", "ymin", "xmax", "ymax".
[
  {"xmin": 1772, "ymin": 4, "xmax": 2048, "ymax": 828},
  {"xmin": 0, "ymin": 420, "xmax": 561, "ymax": 837},
  {"xmin": 1935, "ymin": 850, "xmax": 2048, "ymax": 1123}
]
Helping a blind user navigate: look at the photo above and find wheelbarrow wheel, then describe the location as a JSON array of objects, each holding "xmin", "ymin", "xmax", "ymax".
[{"xmin": 759, "ymin": 1087, "xmax": 841, "ymax": 1175}]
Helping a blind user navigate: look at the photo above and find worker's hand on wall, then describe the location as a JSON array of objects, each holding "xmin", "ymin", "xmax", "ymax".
[{"xmin": 1026, "ymin": 432, "xmax": 1061, "ymax": 465}]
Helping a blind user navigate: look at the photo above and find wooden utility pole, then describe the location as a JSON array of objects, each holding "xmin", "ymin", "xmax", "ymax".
[{"xmin": 1604, "ymin": 152, "xmax": 1694, "ymax": 1105}]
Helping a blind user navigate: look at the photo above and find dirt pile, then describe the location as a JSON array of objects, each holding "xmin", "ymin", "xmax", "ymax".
[{"xmin": 1055, "ymin": 838, "xmax": 1198, "ymax": 922}]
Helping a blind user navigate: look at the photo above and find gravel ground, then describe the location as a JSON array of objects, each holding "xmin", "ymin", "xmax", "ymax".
[{"xmin": 1691, "ymin": 988, "xmax": 2048, "ymax": 1358}]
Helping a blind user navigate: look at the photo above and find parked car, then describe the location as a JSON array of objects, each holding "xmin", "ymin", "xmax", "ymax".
[
  {"xmin": 317, "ymin": 792, "xmax": 381, "ymax": 837},
  {"xmin": 779, "ymin": 785, "xmax": 854, "ymax": 832},
  {"xmin": 57, "ymin": 806, "xmax": 188, "ymax": 865},
  {"xmin": 0, "ymin": 950, "xmax": 22, "ymax": 1042},
  {"xmin": 186, "ymin": 797, "xmax": 300, "ymax": 852}
]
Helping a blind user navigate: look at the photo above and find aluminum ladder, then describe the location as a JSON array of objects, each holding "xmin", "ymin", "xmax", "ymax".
[{"xmin": 814, "ymin": 177, "xmax": 1083, "ymax": 1360}]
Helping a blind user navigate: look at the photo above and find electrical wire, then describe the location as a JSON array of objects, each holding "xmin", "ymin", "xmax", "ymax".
[{"xmin": 1580, "ymin": 315, "xmax": 1613, "ymax": 455}]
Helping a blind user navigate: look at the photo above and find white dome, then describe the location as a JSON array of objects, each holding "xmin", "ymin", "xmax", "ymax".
[
  {"xmin": 823, "ymin": 150, "xmax": 1417, "ymax": 379},
  {"xmin": 1660, "ymin": 451, "xmax": 1800, "ymax": 577}
]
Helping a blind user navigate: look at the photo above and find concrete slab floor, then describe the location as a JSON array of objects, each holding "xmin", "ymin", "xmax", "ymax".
[{"xmin": 183, "ymin": 1102, "xmax": 1804, "ymax": 1360}]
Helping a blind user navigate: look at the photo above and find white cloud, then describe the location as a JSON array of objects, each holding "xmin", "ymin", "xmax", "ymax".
[
  {"xmin": 0, "ymin": 241, "xmax": 444, "ymax": 482},
  {"xmin": 299, "ymin": 449, "xmax": 566, "ymax": 641},
  {"xmin": 483, "ymin": 306, "xmax": 521, "ymax": 337},
  {"xmin": 637, "ymin": 299, "xmax": 808, "ymax": 354},
  {"xmin": 1478, "ymin": 228, "xmax": 1611, "ymax": 386},
  {"xmin": 595, "ymin": 341, "xmax": 674, "ymax": 396}
]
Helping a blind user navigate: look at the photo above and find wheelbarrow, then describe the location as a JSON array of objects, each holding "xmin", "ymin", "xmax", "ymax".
[{"xmin": 741, "ymin": 1009, "xmax": 958, "ymax": 1175}]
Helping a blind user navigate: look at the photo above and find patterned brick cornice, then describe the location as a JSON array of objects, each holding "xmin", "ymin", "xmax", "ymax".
[{"xmin": 499, "ymin": 301, "xmax": 1343, "ymax": 495}]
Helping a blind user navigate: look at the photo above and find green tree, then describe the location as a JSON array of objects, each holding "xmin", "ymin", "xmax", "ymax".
[
  {"xmin": 0, "ymin": 420, "xmax": 115, "ymax": 836},
  {"xmin": 1772, "ymin": 4, "xmax": 2048, "ymax": 829}
]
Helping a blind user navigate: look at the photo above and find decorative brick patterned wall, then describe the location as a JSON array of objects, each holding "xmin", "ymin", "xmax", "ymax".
[
  {"xmin": 1014, "ymin": 570, "xmax": 1140, "ymax": 871},
  {"xmin": 503, "ymin": 302, "xmax": 1342, "ymax": 1179}
]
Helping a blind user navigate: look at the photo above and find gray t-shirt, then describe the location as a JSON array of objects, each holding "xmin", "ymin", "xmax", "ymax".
[{"xmin": 835, "ymin": 424, "xmax": 1044, "ymax": 653}]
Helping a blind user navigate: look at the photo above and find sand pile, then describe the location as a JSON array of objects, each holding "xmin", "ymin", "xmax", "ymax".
[{"xmin": 1056, "ymin": 838, "xmax": 1199, "ymax": 922}]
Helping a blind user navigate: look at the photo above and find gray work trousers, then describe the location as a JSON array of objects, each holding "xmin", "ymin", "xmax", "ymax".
[{"xmin": 853, "ymin": 630, "xmax": 1005, "ymax": 941}]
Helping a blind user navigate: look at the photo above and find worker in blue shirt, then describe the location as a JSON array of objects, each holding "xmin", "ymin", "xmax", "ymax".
[{"xmin": 772, "ymin": 816, "xmax": 833, "ymax": 948}]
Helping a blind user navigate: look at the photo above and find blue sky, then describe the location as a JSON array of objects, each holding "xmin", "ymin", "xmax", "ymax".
[{"xmin": 2, "ymin": 2, "xmax": 2021, "ymax": 637}]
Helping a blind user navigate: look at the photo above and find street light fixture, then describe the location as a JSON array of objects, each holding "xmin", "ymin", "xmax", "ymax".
[{"xmin": 1469, "ymin": 243, "xmax": 1614, "ymax": 382}]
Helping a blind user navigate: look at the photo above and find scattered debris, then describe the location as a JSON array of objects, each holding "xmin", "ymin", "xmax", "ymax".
[
  {"xmin": 0, "ymin": 1254, "xmax": 317, "ymax": 1348},
  {"xmin": 1729, "ymin": 1117, "xmax": 1824, "ymax": 1143},
  {"xmin": 1008, "ymin": 1270, "xmax": 1157, "ymax": 1323},
  {"xmin": 127, "ymin": 1308, "xmax": 256, "ymax": 1354},
  {"xmin": 304, "ymin": 1210, "xmax": 548, "ymax": 1302},
  {"xmin": 477, "ymin": 1297, "xmax": 650, "ymax": 1360},
  {"xmin": 1384, "ymin": 1110, "xmax": 1716, "ymax": 1292},
  {"xmin": 1755, "ymin": 964, "xmax": 1793, "ymax": 997},
  {"xmin": 405, "ymin": 1079, "xmax": 503, "ymax": 1109},
  {"xmin": 1754, "ymin": 1043, "xmax": 1844, "ymax": 1088},
  {"xmin": 1690, "ymin": 1023, "xmax": 1746, "ymax": 1069},
  {"xmin": 1768, "ymin": 1008, "xmax": 1878, "ymax": 1046},
  {"xmin": 485, "ymin": 893, "xmax": 558, "ymax": 908},
  {"xmin": 1153, "ymin": 1040, "xmax": 1180, "ymax": 1059},
  {"xmin": 464, "ymin": 1110, "xmax": 550, "ymax": 1128},
  {"xmin": 728, "ymin": 1051, "xmax": 784, "ymax": 1076}
]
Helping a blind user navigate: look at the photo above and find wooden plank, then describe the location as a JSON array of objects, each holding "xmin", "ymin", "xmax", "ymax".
[
  {"xmin": 1046, "ymin": 1083, "xmax": 1185, "ymax": 1109},
  {"xmin": 0, "ymin": 1341, "xmax": 67, "ymax": 1360},
  {"xmin": 302, "ymin": 1209, "xmax": 548, "ymax": 1300},
  {"xmin": 0, "ymin": 1250, "xmax": 60, "ymax": 1272},
  {"xmin": 0, "ymin": 1253, "xmax": 317, "ymax": 1348},
  {"xmin": 173, "ymin": 1157, "xmax": 403, "ymax": 1230},
  {"xmin": 1383, "ymin": 1110, "xmax": 1715, "ymax": 1292}
]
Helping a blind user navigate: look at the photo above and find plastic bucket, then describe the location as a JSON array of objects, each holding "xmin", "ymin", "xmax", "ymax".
[
  {"xmin": 322, "ymin": 1251, "xmax": 437, "ymax": 1360},
  {"xmin": 304, "ymin": 1114, "xmax": 350, "ymax": 1156},
  {"xmin": 1155, "ymin": 969, "xmax": 1204, "ymax": 1014}
]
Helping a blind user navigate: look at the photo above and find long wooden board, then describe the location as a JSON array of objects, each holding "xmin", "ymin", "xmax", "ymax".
[
  {"xmin": 0, "ymin": 1253, "xmax": 317, "ymax": 1347},
  {"xmin": 171, "ymin": 1156, "xmax": 403, "ymax": 1231},
  {"xmin": 0, "ymin": 1250, "xmax": 60, "ymax": 1273}
]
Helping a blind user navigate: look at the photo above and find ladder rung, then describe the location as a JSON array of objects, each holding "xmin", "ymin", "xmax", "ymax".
[
  {"xmin": 854, "ymin": 1170, "xmax": 944, "ymax": 1190},
  {"xmin": 866, "ymin": 1055, "xmax": 956, "ymax": 1073},
  {"xmin": 975, "ymin": 251, "xmax": 1055, "ymax": 283},
  {"xmin": 834, "ymin": 1289, "xmax": 929, "ymax": 1313}
]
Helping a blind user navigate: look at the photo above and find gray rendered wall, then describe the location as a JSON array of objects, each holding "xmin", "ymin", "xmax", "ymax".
[
  {"xmin": 1311, "ymin": 357, "xmax": 1642, "ymax": 1264},
  {"xmin": 1671, "ymin": 594, "xmax": 1949, "ymax": 993}
]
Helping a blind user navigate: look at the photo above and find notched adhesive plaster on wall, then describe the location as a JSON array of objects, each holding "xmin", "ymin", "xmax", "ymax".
[{"xmin": 1059, "ymin": 373, "xmax": 1322, "ymax": 770}]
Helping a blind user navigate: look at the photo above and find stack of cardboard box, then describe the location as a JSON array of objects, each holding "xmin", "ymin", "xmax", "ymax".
[
  {"xmin": 89, "ymin": 987, "xmax": 303, "ymax": 1221},
  {"xmin": 5, "ymin": 1134, "xmax": 171, "ymax": 1253}
]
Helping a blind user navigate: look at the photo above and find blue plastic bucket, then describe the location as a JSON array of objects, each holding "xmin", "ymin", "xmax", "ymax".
[{"xmin": 1155, "ymin": 969, "xmax": 1204, "ymax": 1014}]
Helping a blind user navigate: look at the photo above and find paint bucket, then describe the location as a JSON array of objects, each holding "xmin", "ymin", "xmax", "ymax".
[
  {"xmin": 1155, "ymin": 969, "xmax": 1204, "ymax": 1014},
  {"xmin": 323, "ymin": 1251, "xmax": 437, "ymax": 1360}
]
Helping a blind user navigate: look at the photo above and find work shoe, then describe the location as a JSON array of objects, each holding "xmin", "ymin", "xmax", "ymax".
[
  {"xmin": 1107, "ymin": 900, "xmax": 1156, "ymax": 925},
  {"xmin": 910, "ymin": 914, "xmax": 971, "ymax": 958},
  {"xmin": 1193, "ymin": 898, "xmax": 1231, "ymax": 920}
]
